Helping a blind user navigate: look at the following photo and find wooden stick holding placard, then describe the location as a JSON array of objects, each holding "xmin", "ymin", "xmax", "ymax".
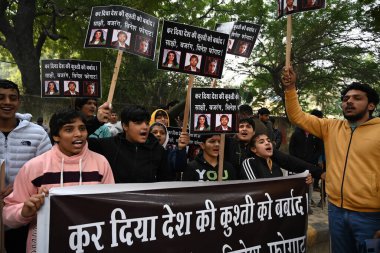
[
  {"xmin": 0, "ymin": 161, "xmax": 5, "ymax": 252},
  {"xmin": 285, "ymin": 15, "xmax": 292, "ymax": 68},
  {"xmin": 107, "ymin": 50, "xmax": 124, "ymax": 104},
  {"xmin": 211, "ymin": 78, "xmax": 226, "ymax": 182},
  {"xmin": 181, "ymin": 75, "xmax": 195, "ymax": 132}
]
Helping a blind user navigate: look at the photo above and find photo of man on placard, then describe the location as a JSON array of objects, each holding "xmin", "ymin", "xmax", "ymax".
[
  {"xmin": 205, "ymin": 57, "xmax": 219, "ymax": 76},
  {"xmin": 235, "ymin": 41, "xmax": 251, "ymax": 56},
  {"xmin": 83, "ymin": 81, "xmax": 97, "ymax": 96},
  {"xmin": 215, "ymin": 114, "xmax": 232, "ymax": 131},
  {"xmin": 184, "ymin": 54, "xmax": 201, "ymax": 72},
  {"xmin": 284, "ymin": 0, "xmax": 298, "ymax": 14},
  {"xmin": 111, "ymin": 30, "xmax": 131, "ymax": 49},
  {"xmin": 63, "ymin": 81, "xmax": 79, "ymax": 96},
  {"xmin": 136, "ymin": 36, "xmax": 151, "ymax": 56},
  {"xmin": 303, "ymin": 0, "xmax": 319, "ymax": 8}
]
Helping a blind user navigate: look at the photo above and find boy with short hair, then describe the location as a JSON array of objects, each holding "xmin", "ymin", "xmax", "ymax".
[
  {"xmin": 88, "ymin": 104, "xmax": 171, "ymax": 183},
  {"xmin": 182, "ymin": 134, "xmax": 236, "ymax": 181},
  {"xmin": 3, "ymin": 108, "xmax": 114, "ymax": 252}
]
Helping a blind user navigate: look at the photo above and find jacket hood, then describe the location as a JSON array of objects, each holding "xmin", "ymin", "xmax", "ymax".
[
  {"xmin": 149, "ymin": 109, "xmax": 170, "ymax": 126},
  {"xmin": 16, "ymin": 113, "xmax": 32, "ymax": 121},
  {"xmin": 149, "ymin": 122, "xmax": 169, "ymax": 148}
]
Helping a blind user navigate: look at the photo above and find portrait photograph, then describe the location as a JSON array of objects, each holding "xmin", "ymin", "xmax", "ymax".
[
  {"xmin": 111, "ymin": 29, "xmax": 131, "ymax": 49},
  {"xmin": 194, "ymin": 113, "xmax": 211, "ymax": 131},
  {"xmin": 63, "ymin": 80, "xmax": 79, "ymax": 96},
  {"xmin": 83, "ymin": 81, "xmax": 98, "ymax": 97},
  {"xmin": 162, "ymin": 49, "xmax": 181, "ymax": 69},
  {"xmin": 234, "ymin": 41, "xmax": 252, "ymax": 56},
  {"xmin": 215, "ymin": 114, "xmax": 232, "ymax": 131},
  {"xmin": 135, "ymin": 35, "xmax": 152, "ymax": 56},
  {"xmin": 184, "ymin": 53, "xmax": 202, "ymax": 73},
  {"xmin": 44, "ymin": 80, "xmax": 60, "ymax": 96},
  {"xmin": 88, "ymin": 29, "xmax": 108, "ymax": 46},
  {"xmin": 204, "ymin": 57, "xmax": 220, "ymax": 76}
]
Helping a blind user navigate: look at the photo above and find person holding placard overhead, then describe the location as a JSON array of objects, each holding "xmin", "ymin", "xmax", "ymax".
[{"xmin": 281, "ymin": 66, "xmax": 380, "ymax": 253}]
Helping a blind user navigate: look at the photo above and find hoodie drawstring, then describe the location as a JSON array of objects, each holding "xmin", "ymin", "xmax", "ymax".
[
  {"xmin": 60, "ymin": 158, "xmax": 64, "ymax": 187},
  {"xmin": 60, "ymin": 157, "xmax": 83, "ymax": 186},
  {"xmin": 79, "ymin": 158, "xmax": 83, "ymax": 185}
]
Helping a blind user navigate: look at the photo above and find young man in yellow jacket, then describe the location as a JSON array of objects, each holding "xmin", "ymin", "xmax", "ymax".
[{"xmin": 281, "ymin": 67, "xmax": 380, "ymax": 253}]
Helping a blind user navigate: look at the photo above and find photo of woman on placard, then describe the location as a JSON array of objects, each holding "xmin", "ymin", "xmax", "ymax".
[
  {"xmin": 162, "ymin": 50, "xmax": 180, "ymax": 69},
  {"xmin": 195, "ymin": 114, "xmax": 210, "ymax": 131},
  {"xmin": 45, "ymin": 81, "xmax": 59, "ymax": 95},
  {"xmin": 89, "ymin": 29, "xmax": 107, "ymax": 45}
]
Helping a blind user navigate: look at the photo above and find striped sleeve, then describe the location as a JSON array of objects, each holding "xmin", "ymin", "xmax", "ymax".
[{"xmin": 241, "ymin": 158, "xmax": 256, "ymax": 180}]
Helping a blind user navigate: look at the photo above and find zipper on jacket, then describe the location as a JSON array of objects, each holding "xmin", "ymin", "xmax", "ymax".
[{"xmin": 340, "ymin": 128, "xmax": 356, "ymax": 207}]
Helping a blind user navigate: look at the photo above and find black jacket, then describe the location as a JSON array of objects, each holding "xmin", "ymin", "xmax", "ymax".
[
  {"xmin": 182, "ymin": 152, "xmax": 236, "ymax": 181},
  {"xmin": 224, "ymin": 136, "xmax": 251, "ymax": 179},
  {"xmin": 289, "ymin": 127, "xmax": 323, "ymax": 165},
  {"xmin": 241, "ymin": 150, "xmax": 322, "ymax": 180},
  {"xmin": 88, "ymin": 133, "xmax": 171, "ymax": 183}
]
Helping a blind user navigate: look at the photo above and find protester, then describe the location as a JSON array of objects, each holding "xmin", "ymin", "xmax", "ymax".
[
  {"xmin": 257, "ymin": 107, "xmax": 274, "ymax": 140},
  {"xmin": 0, "ymin": 79, "xmax": 52, "ymax": 252},
  {"xmin": 87, "ymin": 104, "xmax": 171, "ymax": 183},
  {"xmin": 282, "ymin": 66, "xmax": 380, "ymax": 253},
  {"xmin": 238, "ymin": 104, "xmax": 271, "ymax": 137},
  {"xmin": 224, "ymin": 117, "xmax": 256, "ymax": 178},
  {"xmin": 240, "ymin": 133, "xmax": 315, "ymax": 182},
  {"xmin": 36, "ymin": 116, "xmax": 49, "ymax": 132},
  {"xmin": 3, "ymin": 108, "xmax": 114, "ymax": 252},
  {"xmin": 182, "ymin": 134, "xmax": 236, "ymax": 181},
  {"xmin": 269, "ymin": 117, "xmax": 282, "ymax": 149},
  {"xmin": 149, "ymin": 108, "xmax": 170, "ymax": 127},
  {"xmin": 74, "ymin": 98, "xmax": 111, "ymax": 138},
  {"xmin": 105, "ymin": 111, "xmax": 123, "ymax": 136},
  {"xmin": 149, "ymin": 122, "xmax": 189, "ymax": 179}
]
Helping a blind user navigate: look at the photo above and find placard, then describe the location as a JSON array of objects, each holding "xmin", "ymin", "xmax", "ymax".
[
  {"xmin": 216, "ymin": 21, "xmax": 261, "ymax": 58},
  {"xmin": 41, "ymin": 59, "xmax": 101, "ymax": 98},
  {"xmin": 190, "ymin": 88, "xmax": 240, "ymax": 134},
  {"xmin": 277, "ymin": 0, "xmax": 326, "ymax": 18},
  {"xmin": 84, "ymin": 6, "xmax": 159, "ymax": 60},
  {"xmin": 158, "ymin": 21, "xmax": 229, "ymax": 79}
]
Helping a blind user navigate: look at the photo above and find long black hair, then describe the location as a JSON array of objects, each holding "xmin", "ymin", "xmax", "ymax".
[
  {"xmin": 163, "ymin": 50, "xmax": 179, "ymax": 66},
  {"xmin": 195, "ymin": 114, "xmax": 209, "ymax": 129}
]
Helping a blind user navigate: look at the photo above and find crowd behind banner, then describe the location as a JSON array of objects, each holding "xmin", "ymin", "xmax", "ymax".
[{"xmin": 2, "ymin": 1, "xmax": 380, "ymax": 253}]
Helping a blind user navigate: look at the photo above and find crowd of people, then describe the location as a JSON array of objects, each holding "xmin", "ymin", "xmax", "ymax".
[{"xmin": 0, "ymin": 72, "xmax": 379, "ymax": 252}]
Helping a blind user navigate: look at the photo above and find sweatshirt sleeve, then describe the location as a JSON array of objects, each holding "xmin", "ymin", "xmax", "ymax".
[
  {"xmin": 3, "ymin": 164, "xmax": 37, "ymax": 228},
  {"xmin": 285, "ymin": 89, "xmax": 325, "ymax": 139},
  {"xmin": 272, "ymin": 150, "xmax": 322, "ymax": 179}
]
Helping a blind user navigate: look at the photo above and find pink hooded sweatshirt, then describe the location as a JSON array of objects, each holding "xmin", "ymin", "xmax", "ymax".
[{"xmin": 3, "ymin": 143, "xmax": 114, "ymax": 252}]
